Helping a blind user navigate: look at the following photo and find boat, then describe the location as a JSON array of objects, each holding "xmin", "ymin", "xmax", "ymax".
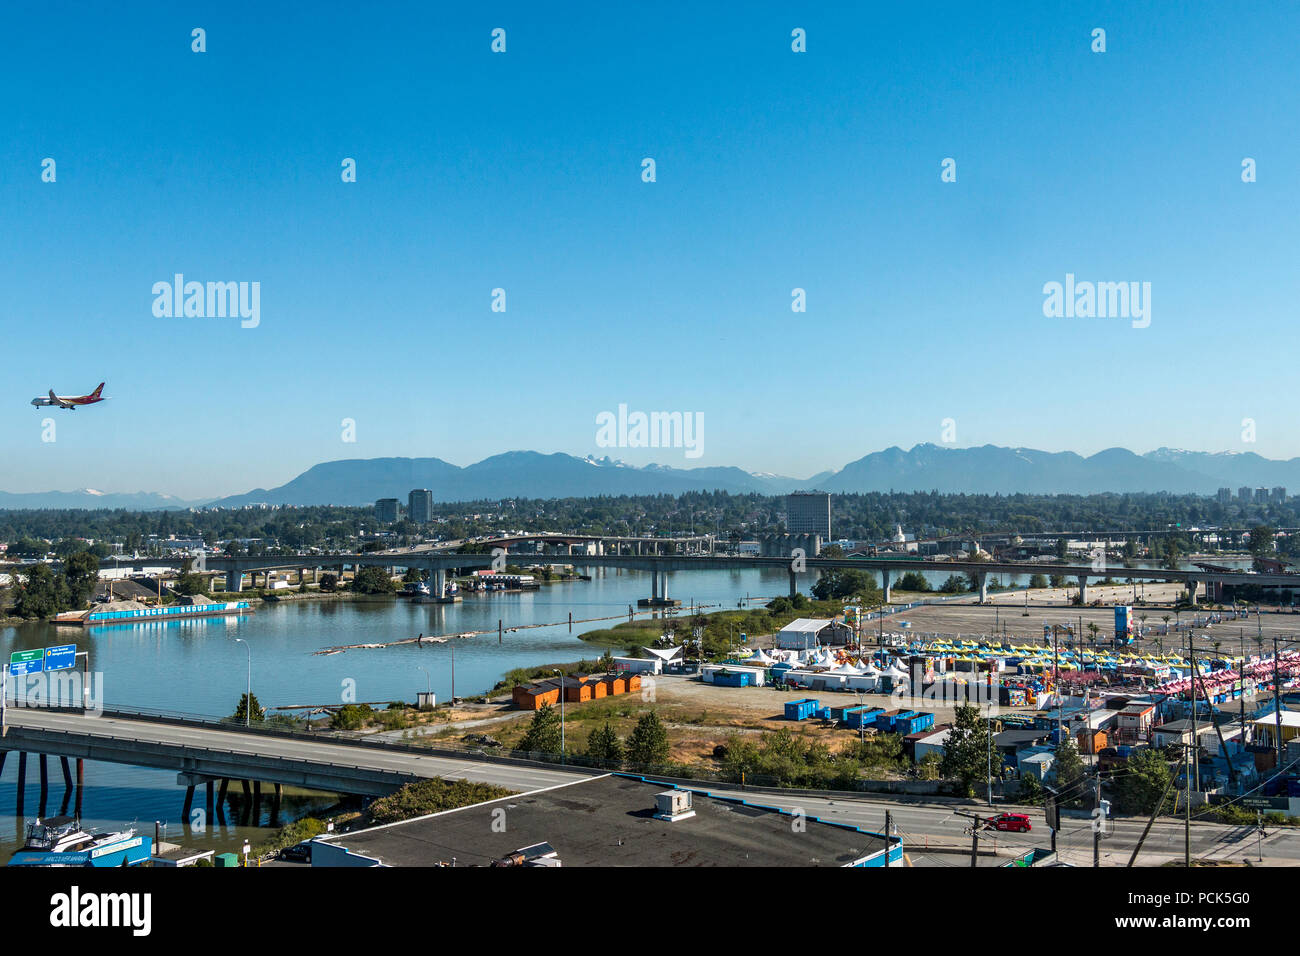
[{"xmin": 8, "ymin": 816, "xmax": 152, "ymax": 867}]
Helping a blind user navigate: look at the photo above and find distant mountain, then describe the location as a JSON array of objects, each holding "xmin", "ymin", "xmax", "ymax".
[
  {"xmin": 1141, "ymin": 448, "xmax": 1300, "ymax": 490},
  {"xmin": 0, "ymin": 489, "xmax": 199, "ymax": 511},
  {"xmin": 10, "ymin": 444, "xmax": 1300, "ymax": 511},
  {"xmin": 205, "ymin": 452, "xmax": 801, "ymax": 507},
  {"xmin": 816, "ymin": 444, "xmax": 1227, "ymax": 495}
]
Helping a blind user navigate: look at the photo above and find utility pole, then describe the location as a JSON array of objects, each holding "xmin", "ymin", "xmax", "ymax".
[
  {"xmin": 1273, "ymin": 635, "xmax": 1284, "ymax": 771},
  {"xmin": 1093, "ymin": 775, "xmax": 1102, "ymax": 867},
  {"xmin": 884, "ymin": 810, "xmax": 894, "ymax": 867},
  {"xmin": 1184, "ymin": 742, "xmax": 1192, "ymax": 867},
  {"xmin": 1188, "ymin": 632, "xmax": 1198, "ymax": 792}
]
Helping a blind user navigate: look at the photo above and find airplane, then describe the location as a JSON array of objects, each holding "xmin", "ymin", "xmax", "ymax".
[{"xmin": 31, "ymin": 383, "xmax": 108, "ymax": 410}]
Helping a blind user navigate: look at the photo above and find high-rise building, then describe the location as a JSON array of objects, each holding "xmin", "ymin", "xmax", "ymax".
[
  {"xmin": 1256, "ymin": 487, "xmax": 1269, "ymax": 504},
  {"xmin": 1272, "ymin": 487, "xmax": 1288, "ymax": 504},
  {"xmin": 1216, "ymin": 487, "xmax": 1232, "ymax": 504},
  {"xmin": 408, "ymin": 489, "xmax": 433, "ymax": 524},
  {"xmin": 1238, "ymin": 486, "xmax": 1253, "ymax": 503},
  {"xmin": 786, "ymin": 492, "xmax": 831, "ymax": 539},
  {"xmin": 375, "ymin": 498, "xmax": 400, "ymax": 523}
]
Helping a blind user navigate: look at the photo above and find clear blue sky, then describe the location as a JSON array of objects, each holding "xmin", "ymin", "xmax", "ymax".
[{"xmin": 3, "ymin": 1, "xmax": 1298, "ymax": 499}]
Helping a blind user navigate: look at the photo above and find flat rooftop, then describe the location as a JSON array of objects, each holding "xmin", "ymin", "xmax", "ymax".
[{"xmin": 317, "ymin": 774, "xmax": 891, "ymax": 867}]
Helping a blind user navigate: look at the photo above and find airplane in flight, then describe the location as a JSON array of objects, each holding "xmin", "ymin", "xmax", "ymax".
[{"xmin": 31, "ymin": 383, "xmax": 108, "ymax": 410}]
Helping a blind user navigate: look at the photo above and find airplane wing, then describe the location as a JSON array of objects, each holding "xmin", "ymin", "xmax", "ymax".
[{"xmin": 49, "ymin": 389, "xmax": 72, "ymax": 409}]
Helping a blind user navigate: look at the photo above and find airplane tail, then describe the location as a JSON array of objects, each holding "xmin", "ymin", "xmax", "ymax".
[{"xmin": 91, "ymin": 383, "xmax": 105, "ymax": 399}]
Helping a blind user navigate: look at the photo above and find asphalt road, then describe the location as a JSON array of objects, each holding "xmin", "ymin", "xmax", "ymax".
[{"xmin": 3, "ymin": 709, "xmax": 588, "ymax": 793}]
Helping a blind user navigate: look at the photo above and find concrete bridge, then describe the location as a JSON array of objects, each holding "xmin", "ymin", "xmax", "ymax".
[
  {"xmin": 62, "ymin": 551, "xmax": 1300, "ymax": 606},
  {"xmin": 0, "ymin": 708, "xmax": 589, "ymax": 809}
]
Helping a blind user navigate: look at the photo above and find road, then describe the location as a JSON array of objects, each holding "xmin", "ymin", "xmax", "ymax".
[
  {"xmin": 681, "ymin": 785, "xmax": 1300, "ymax": 866},
  {"xmin": 2, "ymin": 708, "xmax": 588, "ymax": 793}
]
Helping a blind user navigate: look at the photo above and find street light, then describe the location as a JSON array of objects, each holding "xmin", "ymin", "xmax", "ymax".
[{"xmin": 233, "ymin": 638, "xmax": 251, "ymax": 727}]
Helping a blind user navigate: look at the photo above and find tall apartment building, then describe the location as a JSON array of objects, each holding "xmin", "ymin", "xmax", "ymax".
[
  {"xmin": 786, "ymin": 492, "xmax": 831, "ymax": 540},
  {"xmin": 1216, "ymin": 488, "xmax": 1232, "ymax": 504},
  {"xmin": 1238, "ymin": 487, "xmax": 1253, "ymax": 503},
  {"xmin": 375, "ymin": 498, "xmax": 400, "ymax": 523},
  {"xmin": 1272, "ymin": 487, "xmax": 1288, "ymax": 504},
  {"xmin": 408, "ymin": 489, "xmax": 434, "ymax": 524}
]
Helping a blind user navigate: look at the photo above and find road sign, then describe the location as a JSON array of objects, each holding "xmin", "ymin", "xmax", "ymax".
[
  {"xmin": 10, "ymin": 649, "xmax": 43, "ymax": 665},
  {"xmin": 10, "ymin": 659, "xmax": 43, "ymax": 676},
  {"xmin": 44, "ymin": 644, "xmax": 76, "ymax": 671}
]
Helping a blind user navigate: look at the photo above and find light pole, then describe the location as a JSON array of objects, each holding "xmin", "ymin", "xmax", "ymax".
[
  {"xmin": 417, "ymin": 665, "xmax": 431, "ymax": 695},
  {"xmin": 233, "ymin": 638, "xmax": 251, "ymax": 726}
]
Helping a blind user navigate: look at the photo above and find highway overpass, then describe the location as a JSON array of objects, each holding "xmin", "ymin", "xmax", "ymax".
[
  {"xmin": 0, "ymin": 708, "xmax": 591, "ymax": 800},
  {"xmin": 58, "ymin": 551, "xmax": 1300, "ymax": 605}
]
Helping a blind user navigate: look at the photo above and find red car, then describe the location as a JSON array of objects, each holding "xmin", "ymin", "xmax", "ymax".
[{"xmin": 986, "ymin": 813, "xmax": 1032, "ymax": 833}]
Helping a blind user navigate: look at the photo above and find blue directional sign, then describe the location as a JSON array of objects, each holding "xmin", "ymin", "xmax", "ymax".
[{"xmin": 44, "ymin": 644, "xmax": 76, "ymax": 671}]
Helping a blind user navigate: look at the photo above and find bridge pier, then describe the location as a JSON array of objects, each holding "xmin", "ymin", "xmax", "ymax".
[
  {"xmin": 16, "ymin": 752, "xmax": 26, "ymax": 817},
  {"xmin": 1077, "ymin": 575, "xmax": 1089, "ymax": 604},
  {"xmin": 206, "ymin": 779, "xmax": 215, "ymax": 819},
  {"xmin": 881, "ymin": 569, "xmax": 892, "ymax": 604},
  {"xmin": 789, "ymin": 569, "xmax": 797, "ymax": 598},
  {"xmin": 182, "ymin": 784, "xmax": 195, "ymax": 820},
  {"xmin": 38, "ymin": 754, "xmax": 48, "ymax": 816},
  {"xmin": 1186, "ymin": 579, "xmax": 1198, "ymax": 605},
  {"xmin": 227, "ymin": 569, "xmax": 242, "ymax": 592},
  {"xmin": 977, "ymin": 572, "xmax": 989, "ymax": 605}
]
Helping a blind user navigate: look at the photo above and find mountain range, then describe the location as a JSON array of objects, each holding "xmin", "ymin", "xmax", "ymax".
[{"xmin": 5, "ymin": 445, "xmax": 1300, "ymax": 510}]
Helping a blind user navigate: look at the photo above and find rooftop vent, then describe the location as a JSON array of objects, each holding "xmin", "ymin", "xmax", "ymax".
[{"xmin": 653, "ymin": 789, "xmax": 695, "ymax": 822}]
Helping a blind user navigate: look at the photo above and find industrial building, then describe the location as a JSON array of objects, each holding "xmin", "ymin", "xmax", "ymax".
[{"xmin": 310, "ymin": 774, "xmax": 902, "ymax": 867}]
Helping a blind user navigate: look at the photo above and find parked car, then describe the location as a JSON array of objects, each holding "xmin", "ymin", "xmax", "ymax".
[
  {"xmin": 279, "ymin": 842, "xmax": 313, "ymax": 863},
  {"xmin": 986, "ymin": 813, "xmax": 1032, "ymax": 833}
]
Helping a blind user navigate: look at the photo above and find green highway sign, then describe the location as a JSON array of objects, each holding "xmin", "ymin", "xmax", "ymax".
[{"xmin": 10, "ymin": 649, "xmax": 43, "ymax": 665}]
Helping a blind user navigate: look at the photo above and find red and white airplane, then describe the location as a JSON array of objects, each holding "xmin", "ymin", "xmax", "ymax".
[{"xmin": 31, "ymin": 383, "xmax": 108, "ymax": 410}]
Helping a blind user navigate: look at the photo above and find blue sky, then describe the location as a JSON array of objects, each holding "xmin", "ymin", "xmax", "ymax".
[{"xmin": 3, "ymin": 1, "xmax": 1298, "ymax": 499}]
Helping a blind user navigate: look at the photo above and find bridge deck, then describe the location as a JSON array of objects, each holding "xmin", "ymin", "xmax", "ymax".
[{"xmin": 0, "ymin": 709, "xmax": 589, "ymax": 796}]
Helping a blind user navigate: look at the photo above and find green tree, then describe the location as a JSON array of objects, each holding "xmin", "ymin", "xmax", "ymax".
[
  {"xmin": 319, "ymin": 573, "xmax": 338, "ymax": 593},
  {"xmin": 230, "ymin": 692, "xmax": 266, "ymax": 724},
  {"xmin": 351, "ymin": 566, "xmax": 397, "ymax": 594},
  {"xmin": 63, "ymin": 550, "xmax": 102, "ymax": 607},
  {"xmin": 518, "ymin": 703, "xmax": 563, "ymax": 754},
  {"xmin": 1113, "ymin": 748, "xmax": 1176, "ymax": 815},
  {"xmin": 584, "ymin": 722, "xmax": 624, "ymax": 766},
  {"xmin": 1029, "ymin": 573, "xmax": 1048, "ymax": 589},
  {"xmin": 897, "ymin": 571, "xmax": 931, "ymax": 592},
  {"xmin": 173, "ymin": 556, "xmax": 207, "ymax": 597},
  {"xmin": 12, "ymin": 563, "xmax": 67, "ymax": 619},
  {"xmin": 625, "ymin": 711, "xmax": 670, "ymax": 767},
  {"xmin": 938, "ymin": 574, "xmax": 967, "ymax": 594},
  {"xmin": 811, "ymin": 567, "xmax": 881, "ymax": 603},
  {"xmin": 939, "ymin": 704, "xmax": 994, "ymax": 798},
  {"xmin": 330, "ymin": 703, "xmax": 374, "ymax": 730},
  {"xmin": 1053, "ymin": 737, "xmax": 1086, "ymax": 806}
]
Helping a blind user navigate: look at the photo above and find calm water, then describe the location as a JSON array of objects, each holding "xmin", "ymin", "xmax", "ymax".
[{"xmin": 0, "ymin": 566, "xmax": 797, "ymax": 860}]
